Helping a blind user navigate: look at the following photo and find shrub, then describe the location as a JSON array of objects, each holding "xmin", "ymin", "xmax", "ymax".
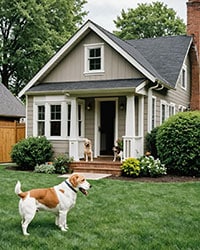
[
  {"xmin": 139, "ymin": 155, "xmax": 167, "ymax": 177},
  {"xmin": 11, "ymin": 136, "xmax": 53, "ymax": 170},
  {"xmin": 121, "ymin": 158, "xmax": 140, "ymax": 177},
  {"xmin": 145, "ymin": 126, "xmax": 159, "ymax": 158},
  {"xmin": 53, "ymin": 154, "xmax": 73, "ymax": 174},
  {"xmin": 156, "ymin": 111, "xmax": 200, "ymax": 176},
  {"xmin": 34, "ymin": 164, "xmax": 55, "ymax": 174}
]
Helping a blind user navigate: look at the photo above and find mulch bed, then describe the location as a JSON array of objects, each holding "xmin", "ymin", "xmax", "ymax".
[
  {"xmin": 107, "ymin": 175, "xmax": 200, "ymax": 182},
  {"xmin": 5, "ymin": 165, "xmax": 200, "ymax": 182}
]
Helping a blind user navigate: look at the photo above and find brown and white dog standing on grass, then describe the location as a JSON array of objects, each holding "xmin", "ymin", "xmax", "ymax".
[
  {"xmin": 84, "ymin": 138, "xmax": 93, "ymax": 162},
  {"xmin": 14, "ymin": 174, "xmax": 91, "ymax": 236}
]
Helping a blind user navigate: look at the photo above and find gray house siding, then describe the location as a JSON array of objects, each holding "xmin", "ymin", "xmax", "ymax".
[{"xmin": 43, "ymin": 32, "xmax": 143, "ymax": 83}]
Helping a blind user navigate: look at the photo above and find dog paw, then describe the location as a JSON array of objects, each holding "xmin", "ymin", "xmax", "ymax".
[{"xmin": 61, "ymin": 227, "xmax": 68, "ymax": 232}]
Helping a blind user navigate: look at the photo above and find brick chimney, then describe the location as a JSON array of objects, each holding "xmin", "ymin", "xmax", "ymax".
[{"xmin": 187, "ymin": 0, "xmax": 200, "ymax": 110}]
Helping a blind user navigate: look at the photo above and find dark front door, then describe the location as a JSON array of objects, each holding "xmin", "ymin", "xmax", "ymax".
[{"xmin": 100, "ymin": 101, "xmax": 115, "ymax": 155}]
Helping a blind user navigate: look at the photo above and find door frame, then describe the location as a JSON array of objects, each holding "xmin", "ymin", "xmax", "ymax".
[{"xmin": 94, "ymin": 97, "xmax": 119, "ymax": 157}]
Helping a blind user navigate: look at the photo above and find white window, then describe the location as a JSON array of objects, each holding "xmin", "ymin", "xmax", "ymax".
[
  {"xmin": 84, "ymin": 43, "xmax": 104, "ymax": 74},
  {"xmin": 37, "ymin": 105, "xmax": 45, "ymax": 136},
  {"xmin": 169, "ymin": 103, "xmax": 175, "ymax": 117},
  {"xmin": 181, "ymin": 65, "xmax": 187, "ymax": 90},
  {"xmin": 33, "ymin": 96, "xmax": 78, "ymax": 139},
  {"xmin": 160, "ymin": 100, "xmax": 168, "ymax": 124},
  {"xmin": 50, "ymin": 105, "xmax": 61, "ymax": 136}
]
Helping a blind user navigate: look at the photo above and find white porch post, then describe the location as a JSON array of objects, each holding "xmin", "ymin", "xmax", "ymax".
[
  {"xmin": 123, "ymin": 95, "xmax": 135, "ymax": 159},
  {"xmin": 123, "ymin": 95, "xmax": 144, "ymax": 159},
  {"xmin": 69, "ymin": 98, "xmax": 79, "ymax": 161}
]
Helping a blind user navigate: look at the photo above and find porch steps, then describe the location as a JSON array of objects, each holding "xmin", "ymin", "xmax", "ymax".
[{"xmin": 70, "ymin": 159, "xmax": 122, "ymax": 176}]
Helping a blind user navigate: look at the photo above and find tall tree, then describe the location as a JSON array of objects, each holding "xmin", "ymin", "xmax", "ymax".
[
  {"xmin": 114, "ymin": 1, "xmax": 186, "ymax": 40},
  {"xmin": 0, "ymin": 0, "xmax": 87, "ymax": 95}
]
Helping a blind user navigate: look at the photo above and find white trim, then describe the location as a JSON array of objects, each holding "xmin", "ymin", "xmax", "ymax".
[
  {"xmin": 84, "ymin": 43, "xmax": 104, "ymax": 74},
  {"xmin": 19, "ymin": 20, "xmax": 156, "ymax": 97}
]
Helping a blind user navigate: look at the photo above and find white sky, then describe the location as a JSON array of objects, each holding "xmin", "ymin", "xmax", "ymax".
[{"xmin": 84, "ymin": 0, "xmax": 186, "ymax": 32}]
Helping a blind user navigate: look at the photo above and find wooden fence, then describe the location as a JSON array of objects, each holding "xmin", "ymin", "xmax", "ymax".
[{"xmin": 0, "ymin": 121, "xmax": 25, "ymax": 163}]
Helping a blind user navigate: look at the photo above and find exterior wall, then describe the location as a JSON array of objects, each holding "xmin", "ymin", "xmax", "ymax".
[
  {"xmin": 43, "ymin": 32, "xmax": 143, "ymax": 83},
  {"xmin": 187, "ymin": 0, "xmax": 200, "ymax": 110},
  {"xmin": 26, "ymin": 96, "xmax": 34, "ymax": 137},
  {"xmin": 50, "ymin": 140, "xmax": 69, "ymax": 156}
]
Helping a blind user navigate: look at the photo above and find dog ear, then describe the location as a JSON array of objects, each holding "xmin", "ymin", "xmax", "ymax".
[{"xmin": 69, "ymin": 174, "xmax": 79, "ymax": 187}]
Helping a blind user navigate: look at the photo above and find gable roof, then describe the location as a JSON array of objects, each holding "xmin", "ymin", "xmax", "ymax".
[
  {"xmin": 0, "ymin": 83, "xmax": 25, "ymax": 118},
  {"xmin": 18, "ymin": 20, "xmax": 193, "ymax": 97},
  {"xmin": 127, "ymin": 35, "xmax": 192, "ymax": 87}
]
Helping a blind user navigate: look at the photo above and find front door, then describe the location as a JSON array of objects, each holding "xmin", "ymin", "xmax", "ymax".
[{"xmin": 100, "ymin": 101, "xmax": 115, "ymax": 155}]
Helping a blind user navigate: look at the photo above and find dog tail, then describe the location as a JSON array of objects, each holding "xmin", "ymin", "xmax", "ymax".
[{"xmin": 15, "ymin": 180, "xmax": 22, "ymax": 196}]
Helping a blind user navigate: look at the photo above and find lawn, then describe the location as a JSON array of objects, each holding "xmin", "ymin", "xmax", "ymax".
[{"xmin": 1, "ymin": 165, "xmax": 200, "ymax": 250}]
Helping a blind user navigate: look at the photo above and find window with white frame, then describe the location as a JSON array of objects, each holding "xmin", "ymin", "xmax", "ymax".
[
  {"xmin": 160, "ymin": 101, "xmax": 176, "ymax": 124},
  {"xmin": 50, "ymin": 105, "xmax": 61, "ymax": 136},
  {"xmin": 181, "ymin": 65, "xmax": 187, "ymax": 90},
  {"xmin": 169, "ymin": 103, "xmax": 175, "ymax": 117},
  {"xmin": 37, "ymin": 105, "xmax": 45, "ymax": 136},
  {"xmin": 160, "ymin": 100, "xmax": 168, "ymax": 124},
  {"xmin": 84, "ymin": 43, "xmax": 104, "ymax": 73}
]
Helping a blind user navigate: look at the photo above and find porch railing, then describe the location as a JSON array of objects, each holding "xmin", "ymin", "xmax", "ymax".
[{"xmin": 122, "ymin": 136, "xmax": 143, "ymax": 159}]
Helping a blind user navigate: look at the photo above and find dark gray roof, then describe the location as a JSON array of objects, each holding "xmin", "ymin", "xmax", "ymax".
[
  {"xmin": 92, "ymin": 21, "xmax": 192, "ymax": 88},
  {"xmin": 126, "ymin": 35, "xmax": 192, "ymax": 87},
  {"xmin": 28, "ymin": 78, "xmax": 145, "ymax": 93},
  {"xmin": 0, "ymin": 83, "xmax": 25, "ymax": 117},
  {"xmin": 94, "ymin": 22, "xmax": 167, "ymax": 84}
]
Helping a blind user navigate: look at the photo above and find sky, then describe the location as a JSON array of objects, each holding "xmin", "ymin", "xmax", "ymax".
[{"xmin": 84, "ymin": 0, "xmax": 186, "ymax": 32}]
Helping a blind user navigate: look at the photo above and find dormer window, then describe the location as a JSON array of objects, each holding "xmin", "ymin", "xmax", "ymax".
[{"xmin": 84, "ymin": 43, "xmax": 104, "ymax": 74}]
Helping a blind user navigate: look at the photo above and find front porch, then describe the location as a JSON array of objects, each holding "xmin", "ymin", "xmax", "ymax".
[{"xmin": 70, "ymin": 156, "xmax": 122, "ymax": 176}]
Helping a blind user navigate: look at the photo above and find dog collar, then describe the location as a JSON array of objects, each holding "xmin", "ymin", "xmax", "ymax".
[{"xmin": 65, "ymin": 180, "xmax": 77, "ymax": 193}]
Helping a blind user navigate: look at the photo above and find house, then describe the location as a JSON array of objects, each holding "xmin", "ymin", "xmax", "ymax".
[
  {"xmin": 0, "ymin": 83, "xmax": 25, "ymax": 122},
  {"xmin": 0, "ymin": 83, "xmax": 25, "ymax": 162},
  {"xmin": 18, "ymin": 0, "xmax": 200, "ymax": 161}
]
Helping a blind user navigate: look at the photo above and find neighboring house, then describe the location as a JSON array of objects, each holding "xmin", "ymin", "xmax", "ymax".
[
  {"xmin": 19, "ymin": 0, "xmax": 200, "ymax": 161},
  {"xmin": 0, "ymin": 83, "xmax": 25, "ymax": 122},
  {"xmin": 0, "ymin": 83, "xmax": 25, "ymax": 162}
]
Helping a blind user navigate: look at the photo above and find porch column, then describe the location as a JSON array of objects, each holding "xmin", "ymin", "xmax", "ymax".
[
  {"xmin": 69, "ymin": 97, "xmax": 79, "ymax": 161},
  {"xmin": 123, "ymin": 95, "xmax": 136, "ymax": 159}
]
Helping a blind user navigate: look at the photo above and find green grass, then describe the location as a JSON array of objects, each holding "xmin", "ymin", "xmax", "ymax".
[{"xmin": 1, "ymin": 165, "xmax": 200, "ymax": 250}]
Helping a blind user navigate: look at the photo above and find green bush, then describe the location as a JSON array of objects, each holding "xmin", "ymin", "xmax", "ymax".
[
  {"xmin": 53, "ymin": 154, "xmax": 73, "ymax": 174},
  {"xmin": 145, "ymin": 126, "xmax": 159, "ymax": 158},
  {"xmin": 121, "ymin": 158, "xmax": 140, "ymax": 177},
  {"xmin": 156, "ymin": 111, "xmax": 200, "ymax": 176},
  {"xmin": 34, "ymin": 164, "xmax": 55, "ymax": 174},
  {"xmin": 11, "ymin": 136, "xmax": 53, "ymax": 170},
  {"xmin": 139, "ymin": 155, "xmax": 167, "ymax": 177}
]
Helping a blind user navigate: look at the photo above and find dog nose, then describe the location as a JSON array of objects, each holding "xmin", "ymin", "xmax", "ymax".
[{"xmin": 89, "ymin": 185, "xmax": 92, "ymax": 188}]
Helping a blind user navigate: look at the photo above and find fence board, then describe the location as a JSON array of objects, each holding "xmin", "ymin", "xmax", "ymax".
[{"xmin": 0, "ymin": 121, "xmax": 25, "ymax": 162}]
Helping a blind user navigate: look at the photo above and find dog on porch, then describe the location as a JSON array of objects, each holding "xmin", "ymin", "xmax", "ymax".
[
  {"xmin": 84, "ymin": 138, "xmax": 93, "ymax": 162},
  {"xmin": 112, "ymin": 145, "xmax": 123, "ymax": 162}
]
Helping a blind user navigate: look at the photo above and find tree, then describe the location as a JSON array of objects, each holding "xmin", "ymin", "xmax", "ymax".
[
  {"xmin": 113, "ymin": 1, "xmax": 186, "ymax": 40},
  {"xmin": 0, "ymin": 0, "xmax": 87, "ymax": 96}
]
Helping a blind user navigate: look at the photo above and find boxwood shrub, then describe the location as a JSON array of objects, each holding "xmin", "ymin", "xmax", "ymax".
[
  {"xmin": 156, "ymin": 111, "xmax": 200, "ymax": 176},
  {"xmin": 11, "ymin": 136, "xmax": 53, "ymax": 170}
]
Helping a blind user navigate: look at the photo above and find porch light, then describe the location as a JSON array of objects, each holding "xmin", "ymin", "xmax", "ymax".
[
  {"xmin": 120, "ymin": 103, "xmax": 125, "ymax": 110},
  {"xmin": 86, "ymin": 102, "xmax": 92, "ymax": 111}
]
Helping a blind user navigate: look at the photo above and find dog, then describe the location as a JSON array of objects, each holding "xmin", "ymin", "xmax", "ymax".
[
  {"xmin": 84, "ymin": 138, "xmax": 93, "ymax": 162},
  {"xmin": 14, "ymin": 174, "xmax": 91, "ymax": 235},
  {"xmin": 112, "ymin": 146, "xmax": 123, "ymax": 162}
]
